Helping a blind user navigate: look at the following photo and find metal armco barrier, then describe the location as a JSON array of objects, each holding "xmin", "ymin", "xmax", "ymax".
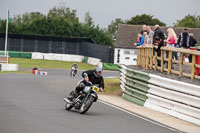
[{"xmin": 120, "ymin": 65, "xmax": 200, "ymax": 125}]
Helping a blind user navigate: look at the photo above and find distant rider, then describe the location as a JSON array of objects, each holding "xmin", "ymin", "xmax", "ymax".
[{"xmin": 70, "ymin": 62, "xmax": 78, "ymax": 76}]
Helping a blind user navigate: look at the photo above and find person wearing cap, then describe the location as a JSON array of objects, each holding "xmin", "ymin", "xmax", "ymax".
[{"xmin": 68, "ymin": 66, "xmax": 104, "ymax": 100}]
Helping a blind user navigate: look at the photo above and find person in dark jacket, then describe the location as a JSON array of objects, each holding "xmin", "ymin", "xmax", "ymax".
[
  {"xmin": 188, "ymin": 33, "xmax": 198, "ymax": 62},
  {"xmin": 177, "ymin": 28, "xmax": 189, "ymax": 48},
  {"xmin": 153, "ymin": 25, "xmax": 165, "ymax": 44},
  {"xmin": 81, "ymin": 66, "xmax": 104, "ymax": 92},
  {"xmin": 153, "ymin": 36, "xmax": 166, "ymax": 66},
  {"xmin": 189, "ymin": 33, "xmax": 197, "ymax": 47}
]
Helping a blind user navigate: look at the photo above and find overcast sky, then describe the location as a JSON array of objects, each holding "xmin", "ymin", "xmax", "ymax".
[{"xmin": 1, "ymin": 0, "xmax": 200, "ymax": 28}]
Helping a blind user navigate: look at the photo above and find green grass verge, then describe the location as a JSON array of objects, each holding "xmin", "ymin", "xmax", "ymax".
[
  {"xmin": 1, "ymin": 58, "xmax": 121, "ymax": 96},
  {"xmin": 9, "ymin": 58, "xmax": 95, "ymax": 70},
  {"xmin": 0, "ymin": 71, "xmax": 31, "ymax": 74},
  {"xmin": 103, "ymin": 77, "xmax": 122, "ymax": 95}
]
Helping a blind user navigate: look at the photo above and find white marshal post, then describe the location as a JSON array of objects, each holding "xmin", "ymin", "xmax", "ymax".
[{"xmin": 4, "ymin": 9, "xmax": 9, "ymax": 56}]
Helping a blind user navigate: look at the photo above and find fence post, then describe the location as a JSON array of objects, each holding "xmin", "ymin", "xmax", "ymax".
[
  {"xmin": 137, "ymin": 48, "xmax": 140, "ymax": 66},
  {"xmin": 179, "ymin": 52, "xmax": 183, "ymax": 77},
  {"xmin": 154, "ymin": 52, "xmax": 158, "ymax": 70},
  {"xmin": 191, "ymin": 54, "xmax": 196, "ymax": 79},
  {"xmin": 150, "ymin": 47, "xmax": 153, "ymax": 69},
  {"xmin": 145, "ymin": 48, "xmax": 149, "ymax": 69},
  {"xmin": 142, "ymin": 48, "xmax": 145, "ymax": 68},
  {"xmin": 168, "ymin": 51, "xmax": 172, "ymax": 74},
  {"xmin": 161, "ymin": 50, "xmax": 164, "ymax": 72}
]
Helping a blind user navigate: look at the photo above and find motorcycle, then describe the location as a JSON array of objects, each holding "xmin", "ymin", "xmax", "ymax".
[
  {"xmin": 70, "ymin": 66, "xmax": 77, "ymax": 77},
  {"xmin": 64, "ymin": 82, "xmax": 99, "ymax": 114}
]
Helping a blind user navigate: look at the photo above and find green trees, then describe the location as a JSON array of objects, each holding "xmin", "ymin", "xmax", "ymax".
[
  {"xmin": 0, "ymin": 5, "xmax": 113, "ymax": 46},
  {"xmin": 126, "ymin": 14, "xmax": 166, "ymax": 26},
  {"xmin": 174, "ymin": 14, "xmax": 200, "ymax": 28},
  {"xmin": 107, "ymin": 18, "xmax": 124, "ymax": 40}
]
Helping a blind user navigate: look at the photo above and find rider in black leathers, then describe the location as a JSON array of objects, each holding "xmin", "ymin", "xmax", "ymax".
[{"xmin": 69, "ymin": 66, "xmax": 104, "ymax": 99}]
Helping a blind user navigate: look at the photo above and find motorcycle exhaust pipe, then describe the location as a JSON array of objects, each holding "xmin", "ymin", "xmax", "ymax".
[{"xmin": 64, "ymin": 98, "xmax": 71, "ymax": 103}]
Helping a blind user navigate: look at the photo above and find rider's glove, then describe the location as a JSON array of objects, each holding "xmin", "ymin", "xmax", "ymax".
[{"xmin": 99, "ymin": 87, "xmax": 104, "ymax": 92}]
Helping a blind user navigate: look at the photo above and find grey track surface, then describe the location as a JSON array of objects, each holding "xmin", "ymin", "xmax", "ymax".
[{"xmin": 0, "ymin": 69, "xmax": 179, "ymax": 133}]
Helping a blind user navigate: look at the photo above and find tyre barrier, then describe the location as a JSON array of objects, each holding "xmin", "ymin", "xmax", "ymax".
[{"xmin": 120, "ymin": 65, "xmax": 200, "ymax": 125}]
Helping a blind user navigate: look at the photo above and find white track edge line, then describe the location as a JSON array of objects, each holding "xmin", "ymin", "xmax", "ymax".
[{"xmin": 98, "ymin": 100, "xmax": 183, "ymax": 133}]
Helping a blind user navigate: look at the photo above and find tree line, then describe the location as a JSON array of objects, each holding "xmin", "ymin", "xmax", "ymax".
[{"xmin": 0, "ymin": 4, "xmax": 199, "ymax": 47}]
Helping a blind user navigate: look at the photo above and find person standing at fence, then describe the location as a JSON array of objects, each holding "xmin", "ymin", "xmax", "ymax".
[
  {"xmin": 166, "ymin": 28, "xmax": 178, "ymax": 67},
  {"xmin": 189, "ymin": 33, "xmax": 197, "ymax": 47},
  {"xmin": 143, "ymin": 32, "xmax": 149, "ymax": 46},
  {"xmin": 153, "ymin": 36, "xmax": 166, "ymax": 66},
  {"xmin": 188, "ymin": 33, "xmax": 198, "ymax": 62},
  {"xmin": 134, "ymin": 33, "xmax": 144, "ymax": 46},
  {"xmin": 147, "ymin": 26, "xmax": 154, "ymax": 46},
  {"xmin": 177, "ymin": 28, "xmax": 190, "ymax": 49},
  {"xmin": 140, "ymin": 25, "xmax": 147, "ymax": 35},
  {"xmin": 177, "ymin": 28, "xmax": 190, "ymax": 62},
  {"xmin": 153, "ymin": 25, "xmax": 165, "ymax": 44}
]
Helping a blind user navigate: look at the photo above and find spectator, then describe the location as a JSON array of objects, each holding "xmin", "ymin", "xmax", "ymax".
[
  {"xmin": 188, "ymin": 33, "xmax": 198, "ymax": 62},
  {"xmin": 153, "ymin": 25, "xmax": 165, "ymax": 44},
  {"xmin": 177, "ymin": 28, "xmax": 190, "ymax": 49},
  {"xmin": 177, "ymin": 28, "xmax": 190, "ymax": 62},
  {"xmin": 153, "ymin": 36, "xmax": 166, "ymax": 66},
  {"xmin": 143, "ymin": 32, "xmax": 148, "ymax": 45},
  {"xmin": 134, "ymin": 33, "xmax": 144, "ymax": 46},
  {"xmin": 146, "ymin": 26, "xmax": 154, "ymax": 45},
  {"xmin": 140, "ymin": 25, "xmax": 147, "ymax": 35},
  {"xmin": 166, "ymin": 28, "xmax": 178, "ymax": 67},
  {"xmin": 189, "ymin": 33, "xmax": 197, "ymax": 47}
]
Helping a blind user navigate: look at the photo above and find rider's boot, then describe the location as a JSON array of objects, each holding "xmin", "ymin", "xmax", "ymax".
[{"xmin": 68, "ymin": 91, "xmax": 78, "ymax": 101}]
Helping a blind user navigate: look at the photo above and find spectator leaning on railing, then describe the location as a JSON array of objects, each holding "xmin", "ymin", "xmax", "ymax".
[
  {"xmin": 134, "ymin": 33, "xmax": 144, "ymax": 46},
  {"xmin": 153, "ymin": 25, "xmax": 165, "ymax": 44},
  {"xmin": 153, "ymin": 36, "xmax": 167, "ymax": 67}
]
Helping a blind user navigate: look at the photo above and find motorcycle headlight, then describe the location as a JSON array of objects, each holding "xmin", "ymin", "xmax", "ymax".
[{"xmin": 83, "ymin": 86, "xmax": 91, "ymax": 93}]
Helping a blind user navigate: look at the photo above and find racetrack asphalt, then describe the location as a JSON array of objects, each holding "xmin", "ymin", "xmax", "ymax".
[{"xmin": 0, "ymin": 69, "xmax": 180, "ymax": 133}]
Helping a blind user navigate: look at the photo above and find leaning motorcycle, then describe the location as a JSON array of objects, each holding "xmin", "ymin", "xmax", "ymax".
[{"xmin": 64, "ymin": 82, "xmax": 99, "ymax": 114}]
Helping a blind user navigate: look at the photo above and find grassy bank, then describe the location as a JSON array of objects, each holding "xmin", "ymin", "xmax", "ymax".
[
  {"xmin": 2, "ymin": 58, "xmax": 121, "ymax": 96},
  {"xmin": 9, "ymin": 58, "xmax": 95, "ymax": 70},
  {"xmin": 103, "ymin": 77, "xmax": 122, "ymax": 96}
]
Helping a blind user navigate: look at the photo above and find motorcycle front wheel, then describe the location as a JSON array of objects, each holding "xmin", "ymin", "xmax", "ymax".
[{"xmin": 79, "ymin": 96, "xmax": 94, "ymax": 114}]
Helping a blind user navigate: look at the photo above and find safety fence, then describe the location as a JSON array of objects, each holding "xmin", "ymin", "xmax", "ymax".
[
  {"xmin": 120, "ymin": 65, "xmax": 200, "ymax": 125},
  {"xmin": 137, "ymin": 46, "xmax": 200, "ymax": 80},
  {"xmin": 0, "ymin": 33, "xmax": 114, "ymax": 63}
]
